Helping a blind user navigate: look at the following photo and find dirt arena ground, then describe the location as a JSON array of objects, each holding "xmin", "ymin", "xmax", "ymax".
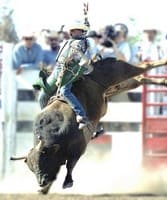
[{"xmin": 1, "ymin": 193, "xmax": 167, "ymax": 200}]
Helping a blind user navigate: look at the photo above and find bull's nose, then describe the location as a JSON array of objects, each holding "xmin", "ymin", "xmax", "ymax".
[{"xmin": 39, "ymin": 174, "xmax": 49, "ymax": 187}]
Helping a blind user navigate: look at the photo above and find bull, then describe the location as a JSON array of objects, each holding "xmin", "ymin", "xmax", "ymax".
[{"xmin": 11, "ymin": 57, "xmax": 167, "ymax": 194}]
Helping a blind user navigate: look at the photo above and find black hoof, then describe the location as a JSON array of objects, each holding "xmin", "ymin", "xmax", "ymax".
[
  {"xmin": 38, "ymin": 189, "xmax": 48, "ymax": 195},
  {"xmin": 62, "ymin": 181, "xmax": 73, "ymax": 189}
]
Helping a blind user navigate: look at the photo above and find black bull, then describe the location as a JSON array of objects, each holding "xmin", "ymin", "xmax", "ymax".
[{"xmin": 11, "ymin": 58, "xmax": 167, "ymax": 194}]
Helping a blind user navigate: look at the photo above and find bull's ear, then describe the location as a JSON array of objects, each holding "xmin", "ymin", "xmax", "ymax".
[{"xmin": 52, "ymin": 144, "xmax": 60, "ymax": 153}]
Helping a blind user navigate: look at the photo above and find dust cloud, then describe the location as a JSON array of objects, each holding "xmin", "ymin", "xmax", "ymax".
[{"xmin": 1, "ymin": 133, "xmax": 167, "ymax": 195}]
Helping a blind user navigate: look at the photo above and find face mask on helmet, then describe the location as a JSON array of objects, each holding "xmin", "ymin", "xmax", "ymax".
[{"xmin": 70, "ymin": 29, "xmax": 87, "ymax": 39}]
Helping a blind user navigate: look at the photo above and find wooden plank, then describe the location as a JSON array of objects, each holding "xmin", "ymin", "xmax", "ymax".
[
  {"xmin": 17, "ymin": 102, "xmax": 40, "ymax": 121},
  {"xmin": 101, "ymin": 102, "xmax": 142, "ymax": 122},
  {"xmin": 143, "ymin": 156, "xmax": 167, "ymax": 168},
  {"xmin": 144, "ymin": 118, "xmax": 167, "ymax": 133},
  {"xmin": 16, "ymin": 70, "xmax": 39, "ymax": 89},
  {"xmin": 144, "ymin": 137, "xmax": 167, "ymax": 151}
]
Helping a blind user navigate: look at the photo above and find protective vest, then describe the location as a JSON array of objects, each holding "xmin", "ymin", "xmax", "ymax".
[
  {"xmin": 55, "ymin": 38, "xmax": 89, "ymax": 87},
  {"xmin": 33, "ymin": 38, "xmax": 91, "ymax": 94}
]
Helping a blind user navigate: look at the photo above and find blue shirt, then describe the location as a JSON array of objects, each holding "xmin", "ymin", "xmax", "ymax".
[
  {"xmin": 43, "ymin": 49, "xmax": 59, "ymax": 66},
  {"xmin": 101, "ymin": 41, "xmax": 132, "ymax": 62},
  {"xmin": 117, "ymin": 41, "xmax": 132, "ymax": 62},
  {"xmin": 85, "ymin": 38, "xmax": 100, "ymax": 59},
  {"xmin": 12, "ymin": 42, "xmax": 43, "ymax": 70}
]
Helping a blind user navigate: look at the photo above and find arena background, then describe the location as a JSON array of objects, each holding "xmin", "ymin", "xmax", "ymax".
[
  {"xmin": 1, "ymin": 0, "xmax": 167, "ymax": 199},
  {"xmin": 1, "ymin": 43, "xmax": 167, "ymax": 200}
]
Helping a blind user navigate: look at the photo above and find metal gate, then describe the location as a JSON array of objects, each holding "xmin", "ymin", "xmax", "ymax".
[{"xmin": 142, "ymin": 70, "xmax": 167, "ymax": 168}]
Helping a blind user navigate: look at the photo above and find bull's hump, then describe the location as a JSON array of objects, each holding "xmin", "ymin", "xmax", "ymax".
[{"xmin": 34, "ymin": 101, "xmax": 74, "ymax": 137}]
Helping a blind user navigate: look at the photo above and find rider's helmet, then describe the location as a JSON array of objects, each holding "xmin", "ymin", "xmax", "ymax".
[
  {"xmin": 68, "ymin": 20, "xmax": 89, "ymax": 32},
  {"xmin": 114, "ymin": 23, "xmax": 129, "ymax": 37},
  {"xmin": 68, "ymin": 20, "xmax": 89, "ymax": 39}
]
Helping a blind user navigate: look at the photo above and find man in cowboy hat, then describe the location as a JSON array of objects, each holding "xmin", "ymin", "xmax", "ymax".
[
  {"xmin": 12, "ymin": 30, "xmax": 43, "ymax": 74},
  {"xmin": 43, "ymin": 30, "xmax": 60, "ymax": 66},
  {"xmin": 38, "ymin": 20, "xmax": 98, "ymax": 129}
]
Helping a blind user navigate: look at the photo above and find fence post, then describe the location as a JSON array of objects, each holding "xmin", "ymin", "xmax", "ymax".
[{"xmin": 1, "ymin": 42, "xmax": 16, "ymax": 178}]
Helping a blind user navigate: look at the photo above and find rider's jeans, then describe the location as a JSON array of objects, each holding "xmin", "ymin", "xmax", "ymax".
[
  {"xmin": 60, "ymin": 83, "xmax": 86, "ymax": 117},
  {"xmin": 38, "ymin": 65, "xmax": 86, "ymax": 117}
]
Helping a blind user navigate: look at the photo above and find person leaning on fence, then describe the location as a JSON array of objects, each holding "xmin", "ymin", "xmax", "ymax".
[
  {"xmin": 12, "ymin": 30, "xmax": 43, "ymax": 75},
  {"xmin": 37, "ymin": 20, "xmax": 100, "ymax": 130},
  {"xmin": 42, "ymin": 31, "xmax": 60, "ymax": 67}
]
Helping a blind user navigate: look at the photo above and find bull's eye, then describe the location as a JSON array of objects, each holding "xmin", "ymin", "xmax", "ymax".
[
  {"xmin": 50, "ymin": 127, "xmax": 59, "ymax": 134},
  {"xmin": 40, "ymin": 147, "xmax": 50, "ymax": 154},
  {"xmin": 39, "ymin": 148, "xmax": 46, "ymax": 154}
]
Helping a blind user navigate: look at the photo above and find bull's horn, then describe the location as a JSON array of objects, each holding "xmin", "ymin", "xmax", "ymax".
[
  {"xmin": 10, "ymin": 156, "xmax": 27, "ymax": 160},
  {"xmin": 35, "ymin": 138, "xmax": 45, "ymax": 151}
]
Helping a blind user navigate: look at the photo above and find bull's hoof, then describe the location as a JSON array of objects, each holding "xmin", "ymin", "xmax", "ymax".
[
  {"xmin": 62, "ymin": 174, "xmax": 73, "ymax": 189},
  {"xmin": 38, "ymin": 188, "xmax": 48, "ymax": 195},
  {"xmin": 62, "ymin": 181, "xmax": 73, "ymax": 189}
]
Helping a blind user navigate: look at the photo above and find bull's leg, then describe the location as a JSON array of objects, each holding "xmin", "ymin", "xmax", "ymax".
[
  {"xmin": 38, "ymin": 182, "xmax": 53, "ymax": 195},
  {"xmin": 62, "ymin": 157, "xmax": 80, "ymax": 189},
  {"xmin": 139, "ymin": 76, "xmax": 167, "ymax": 86},
  {"xmin": 137, "ymin": 59, "xmax": 167, "ymax": 71}
]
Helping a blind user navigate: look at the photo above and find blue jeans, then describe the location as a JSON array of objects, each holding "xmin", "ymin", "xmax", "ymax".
[
  {"xmin": 39, "ymin": 65, "xmax": 86, "ymax": 117},
  {"xmin": 60, "ymin": 83, "xmax": 86, "ymax": 117}
]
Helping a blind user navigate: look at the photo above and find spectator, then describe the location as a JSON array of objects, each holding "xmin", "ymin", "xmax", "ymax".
[
  {"xmin": 136, "ymin": 28, "xmax": 164, "ymax": 62},
  {"xmin": 113, "ymin": 23, "xmax": 132, "ymax": 62},
  {"xmin": 101, "ymin": 23, "xmax": 132, "ymax": 102},
  {"xmin": 136, "ymin": 27, "xmax": 166, "ymax": 115},
  {"xmin": 58, "ymin": 30, "xmax": 70, "ymax": 43},
  {"xmin": 43, "ymin": 31, "xmax": 60, "ymax": 67},
  {"xmin": 87, "ymin": 30, "xmax": 102, "ymax": 58},
  {"xmin": 37, "ymin": 28, "xmax": 51, "ymax": 49},
  {"xmin": 101, "ymin": 23, "xmax": 132, "ymax": 63},
  {"xmin": 87, "ymin": 30, "xmax": 102, "ymax": 45},
  {"xmin": 12, "ymin": 30, "xmax": 43, "ymax": 75}
]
